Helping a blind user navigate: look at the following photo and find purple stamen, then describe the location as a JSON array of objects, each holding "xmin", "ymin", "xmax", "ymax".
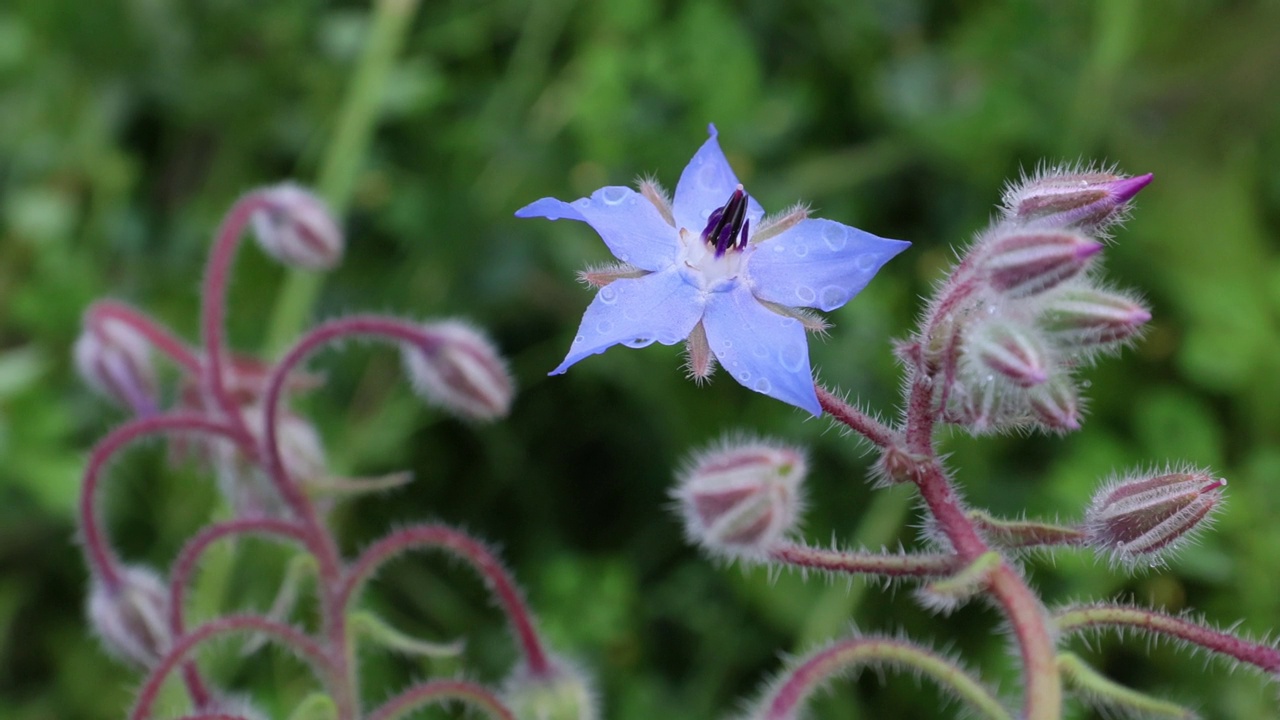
[{"xmin": 702, "ymin": 187, "xmax": 751, "ymax": 257}]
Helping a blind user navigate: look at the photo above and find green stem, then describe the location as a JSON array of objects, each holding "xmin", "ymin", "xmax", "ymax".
[{"xmin": 265, "ymin": 0, "xmax": 422, "ymax": 354}]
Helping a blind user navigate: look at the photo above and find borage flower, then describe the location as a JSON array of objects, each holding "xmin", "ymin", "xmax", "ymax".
[{"xmin": 517, "ymin": 125, "xmax": 909, "ymax": 415}]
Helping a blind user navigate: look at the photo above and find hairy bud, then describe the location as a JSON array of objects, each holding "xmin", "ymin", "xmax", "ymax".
[
  {"xmin": 1039, "ymin": 288, "xmax": 1151, "ymax": 348},
  {"xmin": 503, "ymin": 658, "xmax": 599, "ymax": 720},
  {"xmin": 981, "ymin": 229, "xmax": 1102, "ymax": 298},
  {"xmin": 967, "ymin": 320, "xmax": 1051, "ymax": 388},
  {"xmin": 402, "ymin": 320, "xmax": 515, "ymax": 421},
  {"xmin": 87, "ymin": 566, "xmax": 171, "ymax": 668},
  {"xmin": 673, "ymin": 438, "xmax": 806, "ymax": 561},
  {"xmin": 1002, "ymin": 168, "xmax": 1152, "ymax": 235},
  {"xmin": 74, "ymin": 314, "xmax": 158, "ymax": 414},
  {"xmin": 1027, "ymin": 377, "xmax": 1082, "ymax": 432},
  {"xmin": 251, "ymin": 183, "xmax": 343, "ymax": 270},
  {"xmin": 1085, "ymin": 467, "xmax": 1226, "ymax": 567}
]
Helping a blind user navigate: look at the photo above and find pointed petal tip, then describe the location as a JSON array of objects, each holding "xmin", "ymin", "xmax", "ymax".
[
  {"xmin": 706, "ymin": 123, "xmax": 718, "ymax": 138},
  {"xmin": 1112, "ymin": 173, "xmax": 1154, "ymax": 204}
]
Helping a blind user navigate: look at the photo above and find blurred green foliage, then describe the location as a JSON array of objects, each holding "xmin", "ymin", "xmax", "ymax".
[{"xmin": 1, "ymin": 0, "xmax": 1279, "ymax": 718}]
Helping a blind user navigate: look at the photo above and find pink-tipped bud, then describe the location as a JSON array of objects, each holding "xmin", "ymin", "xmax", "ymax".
[
  {"xmin": 1085, "ymin": 467, "xmax": 1226, "ymax": 567},
  {"xmin": 74, "ymin": 314, "xmax": 158, "ymax": 413},
  {"xmin": 981, "ymin": 229, "xmax": 1102, "ymax": 298},
  {"xmin": 503, "ymin": 656, "xmax": 599, "ymax": 720},
  {"xmin": 968, "ymin": 320, "xmax": 1051, "ymax": 388},
  {"xmin": 402, "ymin": 320, "xmax": 515, "ymax": 422},
  {"xmin": 251, "ymin": 183, "xmax": 343, "ymax": 270},
  {"xmin": 1027, "ymin": 377, "xmax": 1082, "ymax": 432},
  {"xmin": 86, "ymin": 566, "xmax": 171, "ymax": 668},
  {"xmin": 1039, "ymin": 288, "xmax": 1152, "ymax": 348},
  {"xmin": 673, "ymin": 438, "xmax": 806, "ymax": 561},
  {"xmin": 1003, "ymin": 168, "xmax": 1153, "ymax": 234}
]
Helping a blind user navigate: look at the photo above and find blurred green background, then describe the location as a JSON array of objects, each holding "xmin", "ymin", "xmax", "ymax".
[{"xmin": 2, "ymin": 0, "xmax": 1279, "ymax": 718}]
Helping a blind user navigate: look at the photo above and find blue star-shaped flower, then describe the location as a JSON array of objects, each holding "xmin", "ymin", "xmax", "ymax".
[{"xmin": 516, "ymin": 125, "xmax": 909, "ymax": 415}]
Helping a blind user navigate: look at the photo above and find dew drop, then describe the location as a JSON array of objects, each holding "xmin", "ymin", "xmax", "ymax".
[
  {"xmin": 599, "ymin": 286, "xmax": 619, "ymax": 304},
  {"xmin": 740, "ymin": 370, "xmax": 752, "ymax": 380},
  {"xmin": 822, "ymin": 224, "xmax": 848, "ymax": 251},
  {"xmin": 820, "ymin": 286, "xmax": 847, "ymax": 309},
  {"xmin": 752, "ymin": 344, "xmax": 769, "ymax": 359},
  {"xmin": 855, "ymin": 253, "xmax": 876, "ymax": 270},
  {"xmin": 753, "ymin": 378, "xmax": 773, "ymax": 393},
  {"xmin": 596, "ymin": 320, "xmax": 613, "ymax": 334},
  {"xmin": 795, "ymin": 286, "xmax": 816, "ymax": 304},
  {"xmin": 794, "ymin": 244, "xmax": 809, "ymax": 258},
  {"xmin": 773, "ymin": 244, "xmax": 786, "ymax": 253},
  {"xmin": 1081, "ymin": 380, "xmax": 1092, "ymax": 389},
  {"xmin": 601, "ymin": 187, "xmax": 628, "ymax": 205},
  {"xmin": 722, "ymin": 340, "xmax": 733, "ymax": 349},
  {"xmin": 625, "ymin": 335, "xmax": 655, "ymax": 348},
  {"xmin": 574, "ymin": 335, "xmax": 585, "ymax": 344},
  {"xmin": 575, "ymin": 198, "xmax": 591, "ymax": 209},
  {"xmin": 779, "ymin": 343, "xmax": 806, "ymax": 372}
]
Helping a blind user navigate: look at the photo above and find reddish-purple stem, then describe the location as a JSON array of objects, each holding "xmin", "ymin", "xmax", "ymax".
[
  {"xmin": 366, "ymin": 679, "xmax": 517, "ymax": 720},
  {"xmin": 770, "ymin": 543, "xmax": 955, "ymax": 577},
  {"xmin": 80, "ymin": 413, "xmax": 251, "ymax": 592},
  {"xmin": 88, "ymin": 300, "xmax": 203, "ymax": 375},
  {"xmin": 1055, "ymin": 604, "xmax": 1280, "ymax": 674},
  {"xmin": 816, "ymin": 385, "xmax": 895, "ymax": 448},
  {"xmin": 341, "ymin": 523, "xmax": 552, "ymax": 677},
  {"xmin": 131, "ymin": 614, "xmax": 330, "ymax": 720},
  {"xmin": 167, "ymin": 518, "xmax": 310, "ymax": 637}
]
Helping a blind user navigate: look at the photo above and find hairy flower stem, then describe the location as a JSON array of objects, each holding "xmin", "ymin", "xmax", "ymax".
[
  {"xmin": 770, "ymin": 543, "xmax": 956, "ymax": 578},
  {"xmin": 341, "ymin": 524, "xmax": 552, "ymax": 677},
  {"xmin": 131, "ymin": 615, "xmax": 332, "ymax": 720},
  {"xmin": 87, "ymin": 300, "xmax": 203, "ymax": 375},
  {"xmin": 815, "ymin": 384, "xmax": 895, "ymax": 448},
  {"xmin": 365, "ymin": 679, "xmax": 516, "ymax": 720},
  {"xmin": 1054, "ymin": 604, "xmax": 1280, "ymax": 673}
]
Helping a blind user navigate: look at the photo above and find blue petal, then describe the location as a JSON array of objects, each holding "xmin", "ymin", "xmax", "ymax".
[
  {"xmin": 748, "ymin": 219, "xmax": 911, "ymax": 311},
  {"xmin": 515, "ymin": 187, "xmax": 679, "ymax": 272},
  {"xmin": 552, "ymin": 268, "xmax": 705, "ymax": 374},
  {"xmin": 702, "ymin": 285, "xmax": 822, "ymax": 415},
  {"xmin": 671, "ymin": 124, "xmax": 764, "ymax": 234}
]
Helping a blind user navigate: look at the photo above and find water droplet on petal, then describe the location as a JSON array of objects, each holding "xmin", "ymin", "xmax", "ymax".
[
  {"xmin": 820, "ymin": 286, "xmax": 847, "ymax": 308},
  {"xmin": 794, "ymin": 244, "xmax": 809, "ymax": 258},
  {"xmin": 795, "ymin": 286, "xmax": 816, "ymax": 304},
  {"xmin": 752, "ymin": 344, "xmax": 769, "ymax": 359},
  {"xmin": 601, "ymin": 187, "xmax": 628, "ymax": 205},
  {"xmin": 574, "ymin": 335, "xmax": 585, "ymax": 344},
  {"xmin": 773, "ymin": 244, "xmax": 786, "ymax": 253},
  {"xmin": 856, "ymin": 253, "xmax": 877, "ymax": 270},
  {"xmin": 596, "ymin": 320, "xmax": 613, "ymax": 334},
  {"xmin": 779, "ymin": 343, "xmax": 806, "ymax": 373},
  {"xmin": 822, "ymin": 224, "xmax": 848, "ymax": 251},
  {"xmin": 625, "ymin": 335, "xmax": 655, "ymax": 348},
  {"xmin": 753, "ymin": 378, "xmax": 772, "ymax": 393},
  {"xmin": 599, "ymin": 287, "xmax": 619, "ymax": 304},
  {"xmin": 722, "ymin": 340, "xmax": 733, "ymax": 349},
  {"xmin": 740, "ymin": 370, "xmax": 751, "ymax": 380}
]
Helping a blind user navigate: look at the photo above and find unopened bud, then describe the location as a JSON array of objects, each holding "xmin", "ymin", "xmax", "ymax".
[
  {"xmin": 968, "ymin": 320, "xmax": 1051, "ymax": 388},
  {"xmin": 74, "ymin": 314, "xmax": 158, "ymax": 413},
  {"xmin": 981, "ymin": 229, "xmax": 1102, "ymax": 298},
  {"xmin": 402, "ymin": 320, "xmax": 515, "ymax": 421},
  {"xmin": 1040, "ymin": 288, "xmax": 1151, "ymax": 348},
  {"xmin": 251, "ymin": 183, "xmax": 343, "ymax": 270},
  {"xmin": 87, "ymin": 566, "xmax": 171, "ymax": 668},
  {"xmin": 673, "ymin": 438, "xmax": 806, "ymax": 561},
  {"xmin": 503, "ymin": 658, "xmax": 599, "ymax": 720},
  {"xmin": 1027, "ymin": 377, "xmax": 1082, "ymax": 432},
  {"xmin": 1003, "ymin": 169, "xmax": 1153, "ymax": 234},
  {"xmin": 253, "ymin": 409, "xmax": 327, "ymax": 483},
  {"xmin": 1085, "ymin": 467, "xmax": 1226, "ymax": 567}
]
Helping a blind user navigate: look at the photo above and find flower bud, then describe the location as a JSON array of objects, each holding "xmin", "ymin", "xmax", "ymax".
[
  {"xmin": 74, "ymin": 314, "xmax": 158, "ymax": 413},
  {"xmin": 1039, "ymin": 288, "xmax": 1151, "ymax": 348},
  {"xmin": 87, "ymin": 566, "xmax": 171, "ymax": 668},
  {"xmin": 1027, "ymin": 377, "xmax": 1082, "ymax": 432},
  {"xmin": 1085, "ymin": 467, "xmax": 1226, "ymax": 567},
  {"xmin": 251, "ymin": 183, "xmax": 343, "ymax": 270},
  {"xmin": 981, "ymin": 229, "xmax": 1102, "ymax": 298},
  {"xmin": 503, "ymin": 659, "xmax": 599, "ymax": 720},
  {"xmin": 673, "ymin": 438, "xmax": 806, "ymax": 561},
  {"xmin": 967, "ymin": 320, "xmax": 1050, "ymax": 388},
  {"xmin": 402, "ymin": 320, "xmax": 515, "ymax": 421},
  {"xmin": 1002, "ymin": 168, "xmax": 1152, "ymax": 234}
]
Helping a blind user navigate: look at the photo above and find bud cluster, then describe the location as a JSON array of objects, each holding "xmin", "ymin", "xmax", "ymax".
[{"xmin": 909, "ymin": 166, "xmax": 1154, "ymax": 434}]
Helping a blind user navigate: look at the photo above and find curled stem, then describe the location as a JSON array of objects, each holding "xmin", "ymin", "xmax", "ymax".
[
  {"xmin": 1058, "ymin": 652, "xmax": 1197, "ymax": 719},
  {"xmin": 340, "ymin": 523, "xmax": 551, "ymax": 677},
  {"xmin": 757, "ymin": 634, "xmax": 1011, "ymax": 720},
  {"xmin": 131, "ymin": 615, "xmax": 331, "ymax": 720},
  {"xmin": 87, "ymin": 300, "xmax": 202, "ymax": 375},
  {"xmin": 1053, "ymin": 603, "xmax": 1280, "ymax": 674},
  {"xmin": 365, "ymin": 679, "xmax": 516, "ymax": 720}
]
